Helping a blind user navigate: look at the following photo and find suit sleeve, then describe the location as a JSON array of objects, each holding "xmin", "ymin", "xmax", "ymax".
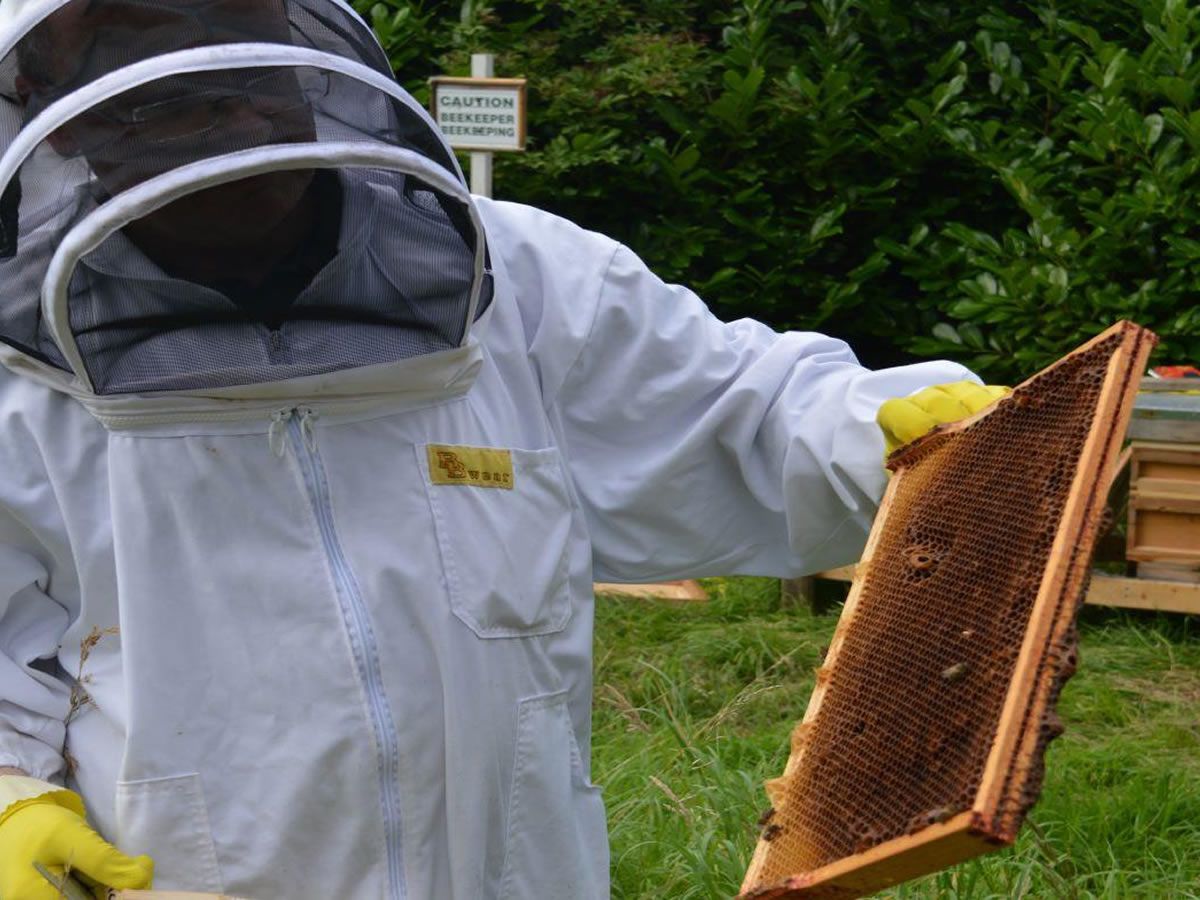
[
  {"xmin": 0, "ymin": 397, "xmax": 72, "ymax": 781},
  {"xmin": 0, "ymin": 505, "xmax": 71, "ymax": 780},
  {"xmin": 480, "ymin": 199, "xmax": 977, "ymax": 582}
]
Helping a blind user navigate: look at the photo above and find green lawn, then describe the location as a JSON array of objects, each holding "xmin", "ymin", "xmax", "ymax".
[{"xmin": 592, "ymin": 578, "xmax": 1200, "ymax": 899}]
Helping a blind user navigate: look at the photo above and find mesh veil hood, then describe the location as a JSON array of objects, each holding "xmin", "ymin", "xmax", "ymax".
[{"xmin": 0, "ymin": 0, "xmax": 491, "ymax": 397}]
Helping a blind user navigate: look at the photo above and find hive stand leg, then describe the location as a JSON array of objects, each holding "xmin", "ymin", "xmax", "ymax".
[{"xmin": 780, "ymin": 576, "xmax": 834, "ymax": 615}]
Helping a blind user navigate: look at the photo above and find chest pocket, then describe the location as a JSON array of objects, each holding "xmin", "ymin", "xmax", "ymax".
[{"xmin": 420, "ymin": 443, "xmax": 573, "ymax": 638}]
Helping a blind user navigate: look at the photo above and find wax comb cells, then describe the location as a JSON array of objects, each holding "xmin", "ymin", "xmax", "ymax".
[{"xmin": 740, "ymin": 322, "xmax": 1157, "ymax": 899}]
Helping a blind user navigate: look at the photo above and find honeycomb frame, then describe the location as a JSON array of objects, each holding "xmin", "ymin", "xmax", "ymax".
[{"xmin": 740, "ymin": 321, "xmax": 1157, "ymax": 900}]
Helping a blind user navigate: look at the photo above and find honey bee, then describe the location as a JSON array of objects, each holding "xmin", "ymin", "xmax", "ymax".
[{"xmin": 941, "ymin": 662, "xmax": 968, "ymax": 682}]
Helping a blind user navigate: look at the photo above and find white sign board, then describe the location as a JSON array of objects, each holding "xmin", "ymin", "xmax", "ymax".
[{"xmin": 429, "ymin": 77, "xmax": 527, "ymax": 152}]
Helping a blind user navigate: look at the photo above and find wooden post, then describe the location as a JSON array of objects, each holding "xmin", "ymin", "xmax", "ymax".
[
  {"xmin": 780, "ymin": 576, "xmax": 817, "ymax": 614},
  {"xmin": 469, "ymin": 53, "xmax": 494, "ymax": 198}
]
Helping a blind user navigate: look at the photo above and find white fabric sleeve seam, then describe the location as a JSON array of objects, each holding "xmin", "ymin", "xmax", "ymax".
[{"xmin": 543, "ymin": 242, "xmax": 623, "ymax": 413}]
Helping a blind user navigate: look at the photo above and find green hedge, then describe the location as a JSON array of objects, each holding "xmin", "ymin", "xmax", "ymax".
[{"xmin": 357, "ymin": 1, "xmax": 1200, "ymax": 380}]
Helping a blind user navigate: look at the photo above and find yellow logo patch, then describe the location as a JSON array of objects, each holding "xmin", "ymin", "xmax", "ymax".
[{"xmin": 427, "ymin": 445, "xmax": 514, "ymax": 489}]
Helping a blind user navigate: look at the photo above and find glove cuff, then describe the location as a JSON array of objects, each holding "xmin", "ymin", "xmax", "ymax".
[{"xmin": 0, "ymin": 774, "xmax": 85, "ymax": 826}]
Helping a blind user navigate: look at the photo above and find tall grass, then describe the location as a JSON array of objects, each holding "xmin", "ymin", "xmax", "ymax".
[{"xmin": 592, "ymin": 578, "xmax": 1200, "ymax": 899}]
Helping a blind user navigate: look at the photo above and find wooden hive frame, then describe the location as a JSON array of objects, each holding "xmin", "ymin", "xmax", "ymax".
[
  {"xmin": 110, "ymin": 891, "xmax": 249, "ymax": 899},
  {"xmin": 740, "ymin": 321, "xmax": 1157, "ymax": 899},
  {"xmin": 36, "ymin": 868, "xmax": 245, "ymax": 900}
]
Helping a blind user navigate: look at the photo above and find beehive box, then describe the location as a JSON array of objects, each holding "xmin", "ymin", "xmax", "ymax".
[
  {"xmin": 1126, "ymin": 441, "xmax": 1200, "ymax": 577},
  {"xmin": 740, "ymin": 321, "xmax": 1157, "ymax": 899}
]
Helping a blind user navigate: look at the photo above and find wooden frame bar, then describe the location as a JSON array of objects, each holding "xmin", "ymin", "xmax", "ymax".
[
  {"xmin": 741, "ymin": 812, "xmax": 1001, "ymax": 899},
  {"xmin": 976, "ymin": 327, "xmax": 1147, "ymax": 836},
  {"xmin": 1087, "ymin": 573, "xmax": 1200, "ymax": 613},
  {"xmin": 593, "ymin": 580, "xmax": 708, "ymax": 602}
]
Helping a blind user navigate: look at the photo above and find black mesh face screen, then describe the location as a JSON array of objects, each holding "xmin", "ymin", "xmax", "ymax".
[
  {"xmin": 0, "ymin": 202, "xmax": 72, "ymax": 368},
  {"xmin": 68, "ymin": 166, "xmax": 491, "ymax": 394},
  {"xmin": 18, "ymin": 64, "xmax": 454, "ymax": 194},
  {"xmin": 9, "ymin": 0, "xmax": 389, "ymax": 110},
  {"xmin": 0, "ymin": 3, "xmax": 482, "ymax": 394},
  {"xmin": 2, "ymin": 1, "xmax": 458, "ymax": 176}
]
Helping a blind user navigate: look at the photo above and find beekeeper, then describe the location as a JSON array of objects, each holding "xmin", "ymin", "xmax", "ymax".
[{"xmin": 0, "ymin": 1, "xmax": 1003, "ymax": 898}]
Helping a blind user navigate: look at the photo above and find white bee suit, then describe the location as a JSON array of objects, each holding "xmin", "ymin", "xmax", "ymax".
[{"xmin": 0, "ymin": 1, "xmax": 976, "ymax": 898}]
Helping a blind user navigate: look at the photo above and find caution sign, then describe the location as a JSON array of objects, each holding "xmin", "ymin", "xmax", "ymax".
[{"xmin": 429, "ymin": 77, "xmax": 527, "ymax": 152}]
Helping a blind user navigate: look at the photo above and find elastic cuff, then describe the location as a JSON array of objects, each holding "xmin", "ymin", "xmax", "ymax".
[{"xmin": 0, "ymin": 774, "xmax": 85, "ymax": 825}]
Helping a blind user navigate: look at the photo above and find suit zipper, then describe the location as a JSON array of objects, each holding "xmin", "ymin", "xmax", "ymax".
[{"xmin": 277, "ymin": 406, "xmax": 407, "ymax": 900}]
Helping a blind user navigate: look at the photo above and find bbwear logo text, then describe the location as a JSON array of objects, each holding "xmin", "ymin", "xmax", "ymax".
[{"xmin": 427, "ymin": 445, "xmax": 515, "ymax": 489}]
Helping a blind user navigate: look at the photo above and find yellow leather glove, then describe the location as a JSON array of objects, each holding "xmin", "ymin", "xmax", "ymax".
[
  {"xmin": 0, "ymin": 775, "xmax": 153, "ymax": 899},
  {"xmin": 877, "ymin": 381, "xmax": 1010, "ymax": 455}
]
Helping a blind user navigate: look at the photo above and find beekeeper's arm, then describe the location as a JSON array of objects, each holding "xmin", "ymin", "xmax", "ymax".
[
  {"xmin": 0, "ymin": 505, "xmax": 152, "ymax": 897},
  {"xmin": 484, "ymin": 200, "xmax": 981, "ymax": 581}
]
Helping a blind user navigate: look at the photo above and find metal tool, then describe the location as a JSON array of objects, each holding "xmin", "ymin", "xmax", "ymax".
[{"xmin": 33, "ymin": 860, "xmax": 94, "ymax": 900}]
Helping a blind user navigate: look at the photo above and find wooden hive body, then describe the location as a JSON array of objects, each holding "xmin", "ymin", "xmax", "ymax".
[{"xmin": 740, "ymin": 321, "xmax": 1157, "ymax": 899}]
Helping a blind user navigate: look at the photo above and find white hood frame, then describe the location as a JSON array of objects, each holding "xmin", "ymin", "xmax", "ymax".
[{"xmin": 0, "ymin": 42, "xmax": 490, "ymax": 413}]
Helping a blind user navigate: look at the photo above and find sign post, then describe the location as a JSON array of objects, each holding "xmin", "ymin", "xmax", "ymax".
[
  {"xmin": 469, "ymin": 53, "xmax": 494, "ymax": 198},
  {"xmin": 429, "ymin": 54, "xmax": 527, "ymax": 199}
]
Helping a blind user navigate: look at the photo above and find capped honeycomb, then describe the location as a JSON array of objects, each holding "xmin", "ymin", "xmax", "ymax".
[{"xmin": 741, "ymin": 321, "xmax": 1157, "ymax": 899}]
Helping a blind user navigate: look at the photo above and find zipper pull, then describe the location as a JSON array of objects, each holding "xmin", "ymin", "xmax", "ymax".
[
  {"xmin": 298, "ymin": 407, "xmax": 319, "ymax": 452},
  {"xmin": 269, "ymin": 408, "xmax": 293, "ymax": 458}
]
